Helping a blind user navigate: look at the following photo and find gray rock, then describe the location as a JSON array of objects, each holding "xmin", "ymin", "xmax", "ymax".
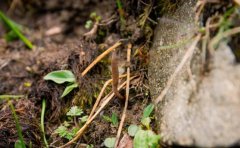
[{"xmin": 149, "ymin": 0, "xmax": 240, "ymax": 147}]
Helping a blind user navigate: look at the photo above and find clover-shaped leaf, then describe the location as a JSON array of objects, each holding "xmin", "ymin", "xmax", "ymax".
[{"xmin": 67, "ymin": 106, "xmax": 83, "ymax": 117}]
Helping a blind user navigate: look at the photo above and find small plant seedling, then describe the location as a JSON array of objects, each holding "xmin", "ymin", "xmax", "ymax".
[
  {"xmin": 85, "ymin": 20, "xmax": 93, "ymax": 29},
  {"xmin": 104, "ymin": 137, "xmax": 116, "ymax": 148},
  {"xmin": 54, "ymin": 125, "xmax": 79, "ymax": 140},
  {"xmin": 55, "ymin": 106, "xmax": 87, "ymax": 140},
  {"xmin": 0, "ymin": 10, "xmax": 33, "ymax": 49},
  {"xmin": 143, "ymin": 103, "xmax": 154, "ymax": 118},
  {"xmin": 133, "ymin": 129, "xmax": 160, "ymax": 148},
  {"xmin": 80, "ymin": 115, "xmax": 88, "ymax": 123},
  {"xmin": 102, "ymin": 113, "xmax": 119, "ymax": 126},
  {"xmin": 85, "ymin": 12, "xmax": 101, "ymax": 29},
  {"xmin": 111, "ymin": 113, "xmax": 118, "ymax": 126},
  {"xmin": 128, "ymin": 124, "xmax": 140, "ymax": 137},
  {"xmin": 90, "ymin": 12, "xmax": 101, "ymax": 22},
  {"xmin": 141, "ymin": 103, "xmax": 154, "ymax": 129},
  {"xmin": 67, "ymin": 106, "xmax": 83, "ymax": 116},
  {"xmin": 126, "ymin": 103, "xmax": 160, "ymax": 147},
  {"xmin": 44, "ymin": 70, "xmax": 78, "ymax": 98}
]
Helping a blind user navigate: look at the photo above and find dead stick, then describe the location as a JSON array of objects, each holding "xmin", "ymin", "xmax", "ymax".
[
  {"xmin": 89, "ymin": 74, "xmax": 127, "ymax": 119},
  {"xmin": 154, "ymin": 34, "xmax": 201, "ymax": 104},
  {"xmin": 81, "ymin": 41, "xmax": 121, "ymax": 77},
  {"xmin": 114, "ymin": 43, "xmax": 132, "ymax": 147}
]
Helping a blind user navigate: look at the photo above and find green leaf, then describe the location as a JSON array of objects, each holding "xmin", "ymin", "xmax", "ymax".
[
  {"xmin": 85, "ymin": 20, "xmax": 93, "ymax": 29},
  {"xmin": 5, "ymin": 30, "xmax": 19, "ymax": 41},
  {"xmin": 104, "ymin": 137, "xmax": 116, "ymax": 148},
  {"xmin": 71, "ymin": 127, "xmax": 79, "ymax": 136},
  {"xmin": 61, "ymin": 83, "xmax": 78, "ymax": 98},
  {"xmin": 128, "ymin": 124, "xmax": 140, "ymax": 137},
  {"xmin": 143, "ymin": 103, "xmax": 154, "ymax": 118},
  {"xmin": 80, "ymin": 115, "xmax": 88, "ymax": 123},
  {"xmin": 14, "ymin": 140, "xmax": 24, "ymax": 148},
  {"xmin": 0, "ymin": 10, "xmax": 33, "ymax": 49},
  {"xmin": 54, "ymin": 125, "xmax": 78, "ymax": 140},
  {"xmin": 54, "ymin": 125, "xmax": 68, "ymax": 138},
  {"xmin": 111, "ymin": 113, "xmax": 118, "ymax": 126},
  {"xmin": 90, "ymin": 12, "xmax": 97, "ymax": 19},
  {"xmin": 63, "ymin": 121, "xmax": 70, "ymax": 127},
  {"xmin": 44, "ymin": 70, "xmax": 76, "ymax": 84},
  {"xmin": 141, "ymin": 117, "xmax": 151, "ymax": 129},
  {"xmin": 67, "ymin": 106, "xmax": 83, "ymax": 116},
  {"xmin": 102, "ymin": 115, "xmax": 112, "ymax": 123},
  {"xmin": 133, "ymin": 130, "xmax": 160, "ymax": 148},
  {"xmin": 86, "ymin": 144, "xmax": 94, "ymax": 148}
]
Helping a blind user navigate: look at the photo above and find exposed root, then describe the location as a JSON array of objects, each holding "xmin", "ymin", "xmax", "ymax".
[{"xmin": 114, "ymin": 43, "xmax": 132, "ymax": 147}]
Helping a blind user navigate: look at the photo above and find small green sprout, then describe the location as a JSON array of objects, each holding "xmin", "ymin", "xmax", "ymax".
[
  {"xmin": 133, "ymin": 129, "xmax": 160, "ymax": 148},
  {"xmin": 54, "ymin": 106, "xmax": 87, "ymax": 140},
  {"xmin": 85, "ymin": 20, "xmax": 93, "ymax": 29},
  {"xmin": 127, "ymin": 103, "xmax": 160, "ymax": 147},
  {"xmin": 84, "ymin": 12, "xmax": 101, "ymax": 29},
  {"xmin": 102, "ymin": 112, "xmax": 119, "ymax": 126},
  {"xmin": 128, "ymin": 124, "xmax": 140, "ymax": 137},
  {"xmin": 67, "ymin": 106, "xmax": 83, "ymax": 116},
  {"xmin": 44, "ymin": 70, "xmax": 78, "ymax": 98},
  {"xmin": 141, "ymin": 103, "xmax": 154, "ymax": 129},
  {"xmin": 54, "ymin": 125, "xmax": 79, "ymax": 140}
]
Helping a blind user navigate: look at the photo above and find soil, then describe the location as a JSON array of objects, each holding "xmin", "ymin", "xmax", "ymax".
[{"xmin": 0, "ymin": 0, "xmax": 159, "ymax": 147}]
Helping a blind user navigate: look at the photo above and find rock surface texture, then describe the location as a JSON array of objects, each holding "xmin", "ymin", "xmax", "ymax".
[{"xmin": 149, "ymin": 0, "xmax": 240, "ymax": 147}]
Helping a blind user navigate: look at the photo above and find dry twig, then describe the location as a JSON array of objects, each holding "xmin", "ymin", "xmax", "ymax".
[
  {"xmin": 209, "ymin": 26, "xmax": 240, "ymax": 54},
  {"xmin": 114, "ymin": 43, "xmax": 132, "ymax": 147},
  {"xmin": 89, "ymin": 74, "xmax": 127, "ymax": 119},
  {"xmin": 81, "ymin": 41, "xmax": 122, "ymax": 76}
]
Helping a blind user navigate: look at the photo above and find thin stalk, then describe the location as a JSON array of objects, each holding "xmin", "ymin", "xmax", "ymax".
[
  {"xmin": 0, "ymin": 10, "xmax": 33, "ymax": 49},
  {"xmin": 41, "ymin": 98, "xmax": 48, "ymax": 148},
  {"xmin": 8, "ymin": 100, "xmax": 26, "ymax": 148}
]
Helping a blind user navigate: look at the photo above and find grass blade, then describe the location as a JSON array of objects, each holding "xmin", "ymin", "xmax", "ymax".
[
  {"xmin": 8, "ymin": 100, "xmax": 26, "ymax": 148},
  {"xmin": 41, "ymin": 98, "xmax": 48, "ymax": 148},
  {"xmin": 0, "ymin": 10, "xmax": 33, "ymax": 49}
]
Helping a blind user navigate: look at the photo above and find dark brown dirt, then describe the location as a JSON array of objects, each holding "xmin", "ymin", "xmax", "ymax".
[{"xmin": 0, "ymin": 0, "xmax": 158, "ymax": 147}]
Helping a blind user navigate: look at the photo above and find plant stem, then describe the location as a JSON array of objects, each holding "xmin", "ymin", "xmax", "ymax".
[
  {"xmin": 8, "ymin": 100, "xmax": 26, "ymax": 148},
  {"xmin": 0, "ymin": 10, "xmax": 33, "ymax": 49},
  {"xmin": 41, "ymin": 98, "xmax": 49, "ymax": 148}
]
